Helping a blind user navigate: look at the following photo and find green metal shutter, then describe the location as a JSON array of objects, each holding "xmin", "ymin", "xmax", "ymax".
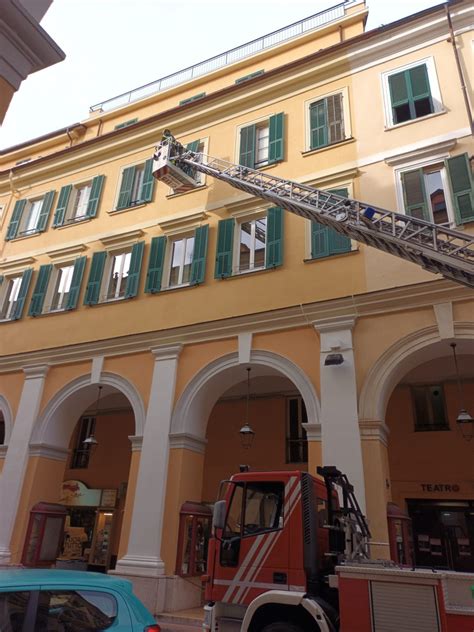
[
  {"xmin": 186, "ymin": 140, "xmax": 200, "ymax": 152},
  {"xmin": 388, "ymin": 70, "xmax": 409, "ymax": 123},
  {"xmin": 36, "ymin": 190, "xmax": 55, "ymax": 232},
  {"xmin": 326, "ymin": 94, "xmax": 344, "ymax": 144},
  {"xmin": 446, "ymin": 153, "xmax": 474, "ymax": 224},
  {"xmin": 124, "ymin": 242, "xmax": 145, "ymax": 298},
  {"xmin": 239, "ymin": 125, "xmax": 256, "ymax": 168},
  {"xmin": 401, "ymin": 169, "xmax": 430, "ymax": 221},
  {"xmin": 12, "ymin": 269, "xmax": 32, "ymax": 320},
  {"xmin": 6, "ymin": 200, "xmax": 26, "ymax": 240},
  {"xmin": 327, "ymin": 188, "xmax": 351, "ymax": 254},
  {"xmin": 141, "ymin": 159, "xmax": 155, "ymax": 203},
  {"xmin": 53, "ymin": 185, "xmax": 72, "ymax": 227},
  {"xmin": 116, "ymin": 166, "xmax": 135, "ymax": 210},
  {"xmin": 311, "ymin": 189, "xmax": 351, "ymax": 257},
  {"xmin": 86, "ymin": 175, "xmax": 105, "ymax": 218},
  {"xmin": 28, "ymin": 264, "xmax": 52, "ymax": 316},
  {"xmin": 145, "ymin": 236, "xmax": 166, "ymax": 293},
  {"xmin": 409, "ymin": 64, "xmax": 432, "ymax": 109},
  {"xmin": 83, "ymin": 251, "xmax": 106, "ymax": 305},
  {"xmin": 214, "ymin": 218, "xmax": 234, "ymax": 278},
  {"xmin": 66, "ymin": 256, "xmax": 87, "ymax": 310},
  {"xmin": 190, "ymin": 225, "xmax": 209, "ymax": 285},
  {"xmin": 265, "ymin": 207, "xmax": 283, "ymax": 268},
  {"xmin": 310, "ymin": 100, "xmax": 328, "ymax": 149},
  {"xmin": 268, "ymin": 113, "xmax": 284, "ymax": 163}
]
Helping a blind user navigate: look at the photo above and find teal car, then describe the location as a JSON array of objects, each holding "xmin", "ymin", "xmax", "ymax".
[{"xmin": 0, "ymin": 569, "xmax": 160, "ymax": 631}]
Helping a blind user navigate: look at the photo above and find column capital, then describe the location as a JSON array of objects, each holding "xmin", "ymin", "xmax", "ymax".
[
  {"xmin": 22, "ymin": 364, "xmax": 49, "ymax": 379},
  {"xmin": 150, "ymin": 344, "xmax": 183, "ymax": 361},
  {"xmin": 128, "ymin": 435, "xmax": 143, "ymax": 452},
  {"xmin": 29, "ymin": 443, "xmax": 70, "ymax": 462},
  {"xmin": 302, "ymin": 422, "xmax": 322, "ymax": 442},
  {"xmin": 169, "ymin": 432, "xmax": 207, "ymax": 454},
  {"xmin": 359, "ymin": 419, "xmax": 390, "ymax": 447},
  {"xmin": 312, "ymin": 315, "xmax": 357, "ymax": 334}
]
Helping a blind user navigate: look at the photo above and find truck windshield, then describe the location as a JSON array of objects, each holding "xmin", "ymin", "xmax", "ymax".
[{"xmin": 223, "ymin": 481, "xmax": 284, "ymax": 538}]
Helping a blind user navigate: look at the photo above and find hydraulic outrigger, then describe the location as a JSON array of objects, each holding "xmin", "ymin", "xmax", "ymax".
[{"xmin": 152, "ymin": 136, "xmax": 474, "ymax": 288}]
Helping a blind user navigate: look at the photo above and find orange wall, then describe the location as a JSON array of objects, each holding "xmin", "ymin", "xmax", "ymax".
[{"xmin": 386, "ymin": 381, "xmax": 474, "ymax": 509}]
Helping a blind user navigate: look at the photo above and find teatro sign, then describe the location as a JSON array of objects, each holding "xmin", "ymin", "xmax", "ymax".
[{"xmin": 420, "ymin": 483, "xmax": 460, "ymax": 492}]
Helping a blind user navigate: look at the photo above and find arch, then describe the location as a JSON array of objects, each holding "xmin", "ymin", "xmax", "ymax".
[
  {"xmin": 171, "ymin": 349, "xmax": 320, "ymax": 441},
  {"xmin": 0, "ymin": 395, "xmax": 13, "ymax": 445},
  {"xmin": 31, "ymin": 372, "xmax": 146, "ymax": 449},
  {"xmin": 359, "ymin": 323, "xmax": 474, "ymax": 422}
]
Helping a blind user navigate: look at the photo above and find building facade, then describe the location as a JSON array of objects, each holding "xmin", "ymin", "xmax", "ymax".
[{"xmin": 0, "ymin": 0, "xmax": 473, "ymax": 613}]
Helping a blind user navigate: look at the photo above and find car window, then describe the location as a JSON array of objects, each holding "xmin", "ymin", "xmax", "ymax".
[
  {"xmin": 0, "ymin": 591, "xmax": 30, "ymax": 632},
  {"xmin": 35, "ymin": 590, "xmax": 117, "ymax": 632}
]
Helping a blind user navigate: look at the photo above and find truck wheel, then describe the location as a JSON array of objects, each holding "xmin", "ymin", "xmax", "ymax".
[{"xmin": 261, "ymin": 624, "xmax": 306, "ymax": 632}]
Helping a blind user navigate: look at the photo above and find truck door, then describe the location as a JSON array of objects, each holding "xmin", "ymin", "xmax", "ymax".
[{"xmin": 215, "ymin": 479, "xmax": 291, "ymax": 607}]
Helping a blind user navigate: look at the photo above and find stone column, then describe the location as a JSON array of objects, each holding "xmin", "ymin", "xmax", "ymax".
[
  {"xmin": 303, "ymin": 422, "xmax": 322, "ymax": 475},
  {"xmin": 313, "ymin": 317, "xmax": 366, "ymax": 510},
  {"xmin": 114, "ymin": 345, "xmax": 182, "ymax": 599},
  {"xmin": 0, "ymin": 364, "xmax": 49, "ymax": 564}
]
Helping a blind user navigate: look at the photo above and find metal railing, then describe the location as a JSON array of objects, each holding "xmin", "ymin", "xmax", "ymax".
[{"xmin": 90, "ymin": 1, "xmax": 351, "ymax": 113}]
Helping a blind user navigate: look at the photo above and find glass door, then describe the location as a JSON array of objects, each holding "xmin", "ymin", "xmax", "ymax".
[{"xmin": 88, "ymin": 510, "xmax": 114, "ymax": 570}]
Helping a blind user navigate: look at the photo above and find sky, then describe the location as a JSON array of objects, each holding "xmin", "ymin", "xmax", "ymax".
[{"xmin": 1, "ymin": 0, "xmax": 443, "ymax": 149}]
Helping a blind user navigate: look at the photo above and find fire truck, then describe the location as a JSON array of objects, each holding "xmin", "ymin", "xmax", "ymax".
[{"xmin": 152, "ymin": 138, "xmax": 474, "ymax": 630}]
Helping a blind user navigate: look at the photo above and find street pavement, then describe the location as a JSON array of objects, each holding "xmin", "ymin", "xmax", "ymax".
[{"xmin": 159, "ymin": 623, "xmax": 201, "ymax": 632}]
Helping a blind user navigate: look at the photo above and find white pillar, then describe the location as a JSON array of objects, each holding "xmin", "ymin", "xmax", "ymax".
[
  {"xmin": 115, "ymin": 344, "xmax": 182, "ymax": 577},
  {"xmin": 0, "ymin": 364, "xmax": 49, "ymax": 564},
  {"xmin": 314, "ymin": 317, "xmax": 366, "ymax": 511}
]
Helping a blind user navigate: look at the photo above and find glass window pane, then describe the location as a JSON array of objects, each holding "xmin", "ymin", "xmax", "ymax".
[
  {"xmin": 254, "ymin": 218, "xmax": 266, "ymax": 268},
  {"xmin": 224, "ymin": 484, "xmax": 244, "ymax": 537},
  {"xmin": 37, "ymin": 590, "xmax": 117, "ymax": 631},
  {"xmin": 169, "ymin": 239, "xmax": 184, "ymax": 286},
  {"xmin": 425, "ymin": 170, "xmax": 448, "ymax": 225},
  {"xmin": 0, "ymin": 592, "xmax": 30, "ymax": 632},
  {"xmin": 131, "ymin": 167, "xmax": 144, "ymax": 203},
  {"xmin": 1, "ymin": 277, "xmax": 22, "ymax": 319},
  {"xmin": 239, "ymin": 222, "xmax": 252, "ymax": 271},
  {"xmin": 25, "ymin": 199, "xmax": 43, "ymax": 232},
  {"xmin": 243, "ymin": 482, "xmax": 284, "ymax": 535},
  {"xmin": 256, "ymin": 125, "xmax": 269, "ymax": 164},
  {"xmin": 73, "ymin": 184, "xmax": 92, "ymax": 218},
  {"xmin": 39, "ymin": 516, "xmax": 64, "ymax": 561},
  {"xmin": 181, "ymin": 515, "xmax": 194, "ymax": 575}
]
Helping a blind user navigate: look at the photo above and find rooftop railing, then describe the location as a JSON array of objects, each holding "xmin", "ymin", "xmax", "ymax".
[{"xmin": 90, "ymin": 1, "xmax": 352, "ymax": 113}]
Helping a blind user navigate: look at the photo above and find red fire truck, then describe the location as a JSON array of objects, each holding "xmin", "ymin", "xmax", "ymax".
[{"xmin": 200, "ymin": 466, "xmax": 474, "ymax": 632}]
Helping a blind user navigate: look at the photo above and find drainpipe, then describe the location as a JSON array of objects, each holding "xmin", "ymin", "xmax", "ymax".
[{"xmin": 445, "ymin": 4, "xmax": 474, "ymax": 136}]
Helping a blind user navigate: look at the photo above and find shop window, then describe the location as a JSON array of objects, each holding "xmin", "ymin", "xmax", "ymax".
[
  {"xmin": 411, "ymin": 384, "xmax": 449, "ymax": 431},
  {"xmin": 0, "ymin": 592, "xmax": 31, "ymax": 631},
  {"xmin": 286, "ymin": 396, "xmax": 308, "ymax": 463},
  {"xmin": 176, "ymin": 502, "xmax": 212, "ymax": 577},
  {"xmin": 238, "ymin": 113, "xmax": 284, "ymax": 168},
  {"xmin": 115, "ymin": 159, "xmax": 154, "ymax": 210},
  {"xmin": 70, "ymin": 416, "xmax": 96, "ymax": 469},
  {"xmin": 5, "ymin": 191, "xmax": 55, "ymax": 240},
  {"xmin": 36, "ymin": 590, "xmax": 117, "ymax": 630}
]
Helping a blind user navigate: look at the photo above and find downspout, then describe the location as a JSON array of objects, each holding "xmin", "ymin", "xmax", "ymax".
[{"xmin": 445, "ymin": 4, "xmax": 474, "ymax": 136}]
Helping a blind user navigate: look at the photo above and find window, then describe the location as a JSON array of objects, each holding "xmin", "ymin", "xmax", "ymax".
[
  {"xmin": 383, "ymin": 59, "xmax": 442, "ymax": 127},
  {"xmin": 309, "ymin": 93, "xmax": 344, "ymax": 150},
  {"xmin": 114, "ymin": 118, "xmax": 138, "ymax": 130},
  {"xmin": 0, "ymin": 592, "xmax": 31, "ymax": 631},
  {"xmin": 239, "ymin": 113, "xmax": 284, "ymax": 168},
  {"xmin": 115, "ymin": 159, "xmax": 154, "ymax": 210},
  {"xmin": 83, "ymin": 243, "xmax": 144, "ymax": 305},
  {"xmin": 145, "ymin": 226, "xmax": 209, "ymax": 293},
  {"xmin": 411, "ymin": 385, "xmax": 449, "ymax": 431},
  {"xmin": 6, "ymin": 191, "xmax": 55, "ymax": 240},
  {"xmin": 52, "ymin": 176, "xmax": 104, "ymax": 227},
  {"xmin": 286, "ymin": 397, "xmax": 308, "ymax": 463},
  {"xmin": 70, "ymin": 416, "xmax": 96, "ymax": 469},
  {"xmin": 0, "ymin": 269, "xmax": 32, "ymax": 321},
  {"xmin": 214, "ymin": 207, "xmax": 283, "ymax": 278},
  {"xmin": 309, "ymin": 188, "xmax": 352, "ymax": 259},
  {"xmin": 36, "ymin": 590, "xmax": 117, "ymax": 630},
  {"xmin": 399, "ymin": 153, "xmax": 474, "ymax": 226},
  {"xmin": 28, "ymin": 258, "xmax": 86, "ymax": 316}
]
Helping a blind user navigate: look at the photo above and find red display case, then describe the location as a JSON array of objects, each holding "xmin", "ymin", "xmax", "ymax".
[{"xmin": 22, "ymin": 502, "xmax": 68, "ymax": 567}]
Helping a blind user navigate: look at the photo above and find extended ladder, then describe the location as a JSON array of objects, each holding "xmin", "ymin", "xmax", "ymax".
[{"xmin": 152, "ymin": 139, "xmax": 474, "ymax": 288}]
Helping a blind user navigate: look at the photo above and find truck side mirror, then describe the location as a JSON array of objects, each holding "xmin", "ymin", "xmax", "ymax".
[{"xmin": 213, "ymin": 500, "xmax": 227, "ymax": 531}]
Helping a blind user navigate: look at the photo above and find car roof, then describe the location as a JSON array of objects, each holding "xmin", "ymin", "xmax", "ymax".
[{"xmin": 0, "ymin": 569, "xmax": 133, "ymax": 591}]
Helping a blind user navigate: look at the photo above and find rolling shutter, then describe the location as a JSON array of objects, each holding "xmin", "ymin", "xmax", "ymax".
[
  {"xmin": 145, "ymin": 236, "xmax": 166, "ymax": 293},
  {"xmin": 214, "ymin": 218, "xmax": 234, "ymax": 278},
  {"xmin": 124, "ymin": 242, "xmax": 145, "ymax": 298}
]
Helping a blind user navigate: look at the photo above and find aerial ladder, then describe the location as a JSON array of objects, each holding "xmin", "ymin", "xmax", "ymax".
[{"xmin": 152, "ymin": 136, "xmax": 474, "ymax": 288}]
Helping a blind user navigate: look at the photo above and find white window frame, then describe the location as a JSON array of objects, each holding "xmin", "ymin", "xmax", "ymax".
[
  {"xmin": 65, "ymin": 181, "xmax": 93, "ymax": 223},
  {"xmin": 232, "ymin": 210, "xmax": 268, "ymax": 275},
  {"xmin": 394, "ymin": 156, "xmax": 456, "ymax": 226},
  {"xmin": 381, "ymin": 57, "xmax": 444, "ymax": 129},
  {"xmin": 304, "ymin": 86, "xmax": 351, "ymax": 152},
  {"xmin": 235, "ymin": 117, "xmax": 274, "ymax": 167},
  {"xmin": 43, "ymin": 263, "xmax": 75, "ymax": 313},
  {"xmin": 162, "ymin": 232, "xmax": 196, "ymax": 289},
  {"xmin": 100, "ymin": 248, "xmax": 132, "ymax": 302},
  {"xmin": 0, "ymin": 274, "xmax": 23, "ymax": 321}
]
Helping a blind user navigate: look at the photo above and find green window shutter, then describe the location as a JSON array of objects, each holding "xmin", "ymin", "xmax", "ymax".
[
  {"xmin": 311, "ymin": 221, "xmax": 329, "ymax": 259},
  {"xmin": 141, "ymin": 159, "xmax": 155, "ymax": 203},
  {"xmin": 186, "ymin": 140, "xmax": 200, "ymax": 152},
  {"xmin": 86, "ymin": 175, "xmax": 105, "ymax": 218},
  {"xmin": 401, "ymin": 169, "xmax": 430, "ymax": 221},
  {"xmin": 83, "ymin": 251, "xmax": 106, "ymax": 305},
  {"xmin": 310, "ymin": 100, "xmax": 328, "ymax": 149},
  {"xmin": 36, "ymin": 190, "xmax": 55, "ymax": 232},
  {"xmin": 145, "ymin": 236, "xmax": 166, "ymax": 293},
  {"xmin": 235, "ymin": 70, "xmax": 264, "ymax": 84},
  {"xmin": 114, "ymin": 118, "xmax": 138, "ymax": 130},
  {"xmin": 265, "ymin": 207, "xmax": 283, "ymax": 268},
  {"xmin": 66, "ymin": 256, "xmax": 87, "ymax": 310},
  {"xmin": 190, "ymin": 225, "xmax": 209, "ymax": 285},
  {"xmin": 124, "ymin": 241, "xmax": 145, "ymax": 298},
  {"xmin": 239, "ymin": 125, "xmax": 256, "ymax": 168},
  {"xmin": 326, "ymin": 94, "xmax": 344, "ymax": 143},
  {"xmin": 28, "ymin": 264, "xmax": 52, "ymax": 316},
  {"xmin": 179, "ymin": 92, "xmax": 206, "ymax": 106},
  {"xmin": 268, "ymin": 113, "xmax": 284, "ymax": 164},
  {"xmin": 446, "ymin": 153, "xmax": 474, "ymax": 225},
  {"xmin": 214, "ymin": 218, "xmax": 234, "ymax": 278},
  {"xmin": 327, "ymin": 188, "xmax": 351, "ymax": 254},
  {"xmin": 12, "ymin": 269, "xmax": 32, "ymax": 320},
  {"xmin": 409, "ymin": 64, "xmax": 431, "ymax": 101},
  {"xmin": 6, "ymin": 200, "xmax": 26, "ymax": 240},
  {"xmin": 53, "ymin": 185, "xmax": 72, "ymax": 227},
  {"xmin": 116, "ymin": 166, "xmax": 135, "ymax": 210},
  {"xmin": 388, "ymin": 71, "xmax": 409, "ymax": 109}
]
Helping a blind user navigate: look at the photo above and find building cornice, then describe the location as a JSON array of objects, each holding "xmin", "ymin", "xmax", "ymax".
[
  {"xmin": 0, "ymin": 256, "xmax": 36, "ymax": 274},
  {"xmin": 29, "ymin": 443, "xmax": 70, "ymax": 462},
  {"xmin": 0, "ymin": 279, "xmax": 471, "ymax": 373},
  {"xmin": 157, "ymin": 210, "xmax": 207, "ymax": 235},
  {"xmin": 47, "ymin": 243, "xmax": 87, "ymax": 263},
  {"xmin": 359, "ymin": 420, "xmax": 390, "ymax": 447},
  {"xmin": 169, "ymin": 432, "xmax": 207, "ymax": 454},
  {"xmin": 100, "ymin": 229, "xmax": 144, "ymax": 250}
]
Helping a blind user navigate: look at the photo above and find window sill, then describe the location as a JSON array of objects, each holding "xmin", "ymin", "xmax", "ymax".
[
  {"xmin": 414, "ymin": 426, "xmax": 451, "ymax": 432},
  {"xmin": 8, "ymin": 230, "xmax": 41, "ymax": 242},
  {"xmin": 303, "ymin": 247, "xmax": 359, "ymax": 263},
  {"xmin": 254, "ymin": 160, "xmax": 282, "ymax": 172},
  {"xmin": 0, "ymin": 318, "xmax": 15, "ymax": 324},
  {"xmin": 166, "ymin": 184, "xmax": 208, "ymax": 199},
  {"xmin": 56, "ymin": 217, "xmax": 92, "ymax": 230},
  {"xmin": 301, "ymin": 137, "xmax": 355, "ymax": 157},
  {"xmin": 108, "ymin": 202, "xmax": 147, "ymax": 215},
  {"xmin": 384, "ymin": 109, "xmax": 446, "ymax": 131},
  {"xmin": 217, "ymin": 265, "xmax": 278, "ymax": 281},
  {"xmin": 150, "ymin": 282, "xmax": 201, "ymax": 294}
]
